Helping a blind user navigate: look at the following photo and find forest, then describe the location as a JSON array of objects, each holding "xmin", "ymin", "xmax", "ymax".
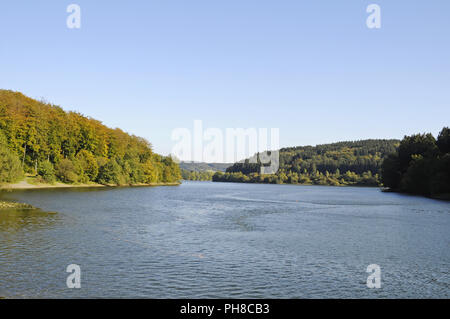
[
  {"xmin": 0, "ymin": 90, "xmax": 181, "ymax": 185},
  {"xmin": 179, "ymin": 161, "xmax": 231, "ymax": 173},
  {"xmin": 180, "ymin": 162, "xmax": 231, "ymax": 181},
  {"xmin": 381, "ymin": 127, "xmax": 450, "ymax": 197},
  {"xmin": 213, "ymin": 139, "xmax": 400, "ymax": 186},
  {"xmin": 181, "ymin": 169, "xmax": 215, "ymax": 181}
]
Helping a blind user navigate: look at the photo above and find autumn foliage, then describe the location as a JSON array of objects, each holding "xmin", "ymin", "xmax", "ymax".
[{"xmin": 0, "ymin": 90, "xmax": 180, "ymax": 185}]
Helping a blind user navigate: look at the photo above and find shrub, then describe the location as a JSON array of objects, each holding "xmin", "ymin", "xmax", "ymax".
[
  {"xmin": 55, "ymin": 159, "xmax": 79, "ymax": 183},
  {"xmin": 97, "ymin": 159, "xmax": 125, "ymax": 185},
  {"xmin": 0, "ymin": 144, "xmax": 23, "ymax": 183},
  {"xmin": 37, "ymin": 161, "xmax": 56, "ymax": 183}
]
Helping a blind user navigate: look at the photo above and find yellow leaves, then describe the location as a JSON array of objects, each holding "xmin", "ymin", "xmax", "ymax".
[{"xmin": 0, "ymin": 90, "xmax": 182, "ymax": 184}]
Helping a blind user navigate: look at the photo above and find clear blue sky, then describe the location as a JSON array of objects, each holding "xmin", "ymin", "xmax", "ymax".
[{"xmin": 1, "ymin": 1, "xmax": 449, "ymax": 158}]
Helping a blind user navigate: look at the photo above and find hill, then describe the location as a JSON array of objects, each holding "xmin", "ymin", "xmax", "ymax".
[
  {"xmin": 180, "ymin": 162, "xmax": 232, "ymax": 181},
  {"xmin": 0, "ymin": 90, "xmax": 181, "ymax": 186},
  {"xmin": 213, "ymin": 139, "xmax": 400, "ymax": 186}
]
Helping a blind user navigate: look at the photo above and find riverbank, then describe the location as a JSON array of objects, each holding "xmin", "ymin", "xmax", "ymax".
[
  {"xmin": 430, "ymin": 193, "xmax": 450, "ymax": 200},
  {"xmin": 382, "ymin": 188, "xmax": 450, "ymax": 201},
  {"xmin": 0, "ymin": 177, "xmax": 181, "ymax": 191}
]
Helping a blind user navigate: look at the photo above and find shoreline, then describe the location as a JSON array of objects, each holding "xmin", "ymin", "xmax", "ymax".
[
  {"xmin": 210, "ymin": 180, "xmax": 379, "ymax": 188},
  {"xmin": 0, "ymin": 180, "xmax": 181, "ymax": 210},
  {"xmin": 381, "ymin": 188, "xmax": 450, "ymax": 201},
  {"xmin": 0, "ymin": 180, "xmax": 181, "ymax": 191}
]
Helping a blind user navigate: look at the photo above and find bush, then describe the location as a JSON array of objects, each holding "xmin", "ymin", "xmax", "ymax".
[
  {"xmin": 97, "ymin": 159, "xmax": 126, "ymax": 185},
  {"xmin": 37, "ymin": 161, "xmax": 56, "ymax": 183},
  {"xmin": 72, "ymin": 158, "xmax": 89, "ymax": 183},
  {"xmin": 0, "ymin": 144, "xmax": 23, "ymax": 183},
  {"xmin": 55, "ymin": 159, "xmax": 79, "ymax": 183}
]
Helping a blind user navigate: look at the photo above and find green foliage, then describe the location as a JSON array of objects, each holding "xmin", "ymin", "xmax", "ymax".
[
  {"xmin": 37, "ymin": 161, "xmax": 56, "ymax": 184},
  {"xmin": 55, "ymin": 159, "xmax": 79, "ymax": 183},
  {"xmin": 0, "ymin": 142, "xmax": 23, "ymax": 184},
  {"xmin": 213, "ymin": 140, "xmax": 398, "ymax": 187},
  {"xmin": 181, "ymin": 169, "xmax": 215, "ymax": 181},
  {"xmin": 397, "ymin": 133, "xmax": 437, "ymax": 169},
  {"xmin": 76, "ymin": 150, "xmax": 98, "ymax": 181},
  {"xmin": 180, "ymin": 161, "xmax": 228, "ymax": 181},
  {"xmin": 399, "ymin": 155, "xmax": 433, "ymax": 195},
  {"xmin": 381, "ymin": 154, "xmax": 402, "ymax": 189},
  {"xmin": 437, "ymin": 127, "xmax": 450, "ymax": 154},
  {"xmin": 97, "ymin": 158, "xmax": 125, "ymax": 185},
  {"xmin": 179, "ymin": 162, "xmax": 231, "ymax": 172},
  {"xmin": 381, "ymin": 127, "xmax": 450, "ymax": 196},
  {"xmin": 430, "ymin": 154, "xmax": 450, "ymax": 195},
  {"xmin": 0, "ymin": 90, "xmax": 181, "ymax": 185},
  {"xmin": 142, "ymin": 159, "xmax": 159, "ymax": 183},
  {"xmin": 161, "ymin": 156, "xmax": 182, "ymax": 183}
]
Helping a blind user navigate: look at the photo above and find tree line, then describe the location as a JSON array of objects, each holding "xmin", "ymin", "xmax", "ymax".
[
  {"xmin": 181, "ymin": 169, "xmax": 215, "ymax": 181},
  {"xmin": 213, "ymin": 139, "xmax": 400, "ymax": 186},
  {"xmin": 381, "ymin": 127, "xmax": 450, "ymax": 197},
  {"xmin": 0, "ymin": 90, "xmax": 181, "ymax": 185},
  {"xmin": 180, "ymin": 162, "xmax": 230, "ymax": 181}
]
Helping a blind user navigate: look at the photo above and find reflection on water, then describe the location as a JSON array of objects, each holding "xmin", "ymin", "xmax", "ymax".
[
  {"xmin": 0, "ymin": 182, "xmax": 449, "ymax": 298},
  {"xmin": 0, "ymin": 205, "xmax": 63, "ymax": 299},
  {"xmin": 0, "ymin": 208, "xmax": 60, "ymax": 232}
]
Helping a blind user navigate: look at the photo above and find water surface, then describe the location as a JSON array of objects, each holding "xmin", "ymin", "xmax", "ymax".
[{"xmin": 0, "ymin": 182, "xmax": 449, "ymax": 298}]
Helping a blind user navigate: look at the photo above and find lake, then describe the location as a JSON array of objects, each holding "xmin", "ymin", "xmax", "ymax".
[{"xmin": 0, "ymin": 181, "xmax": 449, "ymax": 298}]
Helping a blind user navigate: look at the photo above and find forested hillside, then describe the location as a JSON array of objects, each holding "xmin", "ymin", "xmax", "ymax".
[
  {"xmin": 381, "ymin": 127, "xmax": 450, "ymax": 197},
  {"xmin": 181, "ymin": 169, "xmax": 216, "ymax": 181},
  {"xmin": 213, "ymin": 140, "xmax": 399, "ymax": 186},
  {"xmin": 179, "ymin": 162, "xmax": 231, "ymax": 172},
  {"xmin": 180, "ymin": 161, "xmax": 232, "ymax": 181},
  {"xmin": 0, "ymin": 90, "xmax": 181, "ymax": 185}
]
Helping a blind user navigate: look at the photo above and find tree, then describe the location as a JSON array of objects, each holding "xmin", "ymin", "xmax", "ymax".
[
  {"xmin": 76, "ymin": 150, "xmax": 98, "ymax": 181},
  {"xmin": 430, "ymin": 154, "xmax": 450, "ymax": 194},
  {"xmin": 437, "ymin": 127, "xmax": 450, "ymax": 154},
  {"xmin": 399, "ymin": 155, "xmax": 433, "ymax": 195},
  {"xmin": 97, "ymin": 159, "xmax": 124, "ymax": 185},
  {"xmin": 381, "ymin": 127, "xmax": 450, "ymax": 197},
  {"xmin": 381, "ymin": 154, "xmax": 401, "ymax": 189},
  {"xmin": 397, "ymin": 133, "xmax": 437, "ymax": 170},
  {"xmin": 0, "ymin": 143, "xmax": 23, "ymax": 183},
  {"xmin": 55, "ymin": 159, "xmax": 79, "ymax": 183},
  {"xmin": 0, "ymin": 90, "xmax": 182, "ymax": 186},
  {"xmin": 38, "ymin": 161, "xmax": 56, "ymax": 183},
  {"xmin": 142, "ymin": 160, "xmax": 158, "ymax": 183},
  {"xmin": 214, "ymin": 139, "xmax": 399, "ymax": 186}
]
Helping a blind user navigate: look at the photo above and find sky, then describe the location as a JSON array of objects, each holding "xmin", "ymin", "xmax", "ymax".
[{"xmin": 1, "ymin": 0, "xmax": 449, "ymax": 161}]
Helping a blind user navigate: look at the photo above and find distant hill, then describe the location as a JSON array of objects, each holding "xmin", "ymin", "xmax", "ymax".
[
  {"xmin": 180, "ymin": 162, "xmax": 233, "ymax": 181},
  {"xmin": 213, "ymin": 139, "xmax": 400, "ymax": 186},
  {"xmin": 180, "ymin": 162, "xmax": 232, "ymax": 172}
]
